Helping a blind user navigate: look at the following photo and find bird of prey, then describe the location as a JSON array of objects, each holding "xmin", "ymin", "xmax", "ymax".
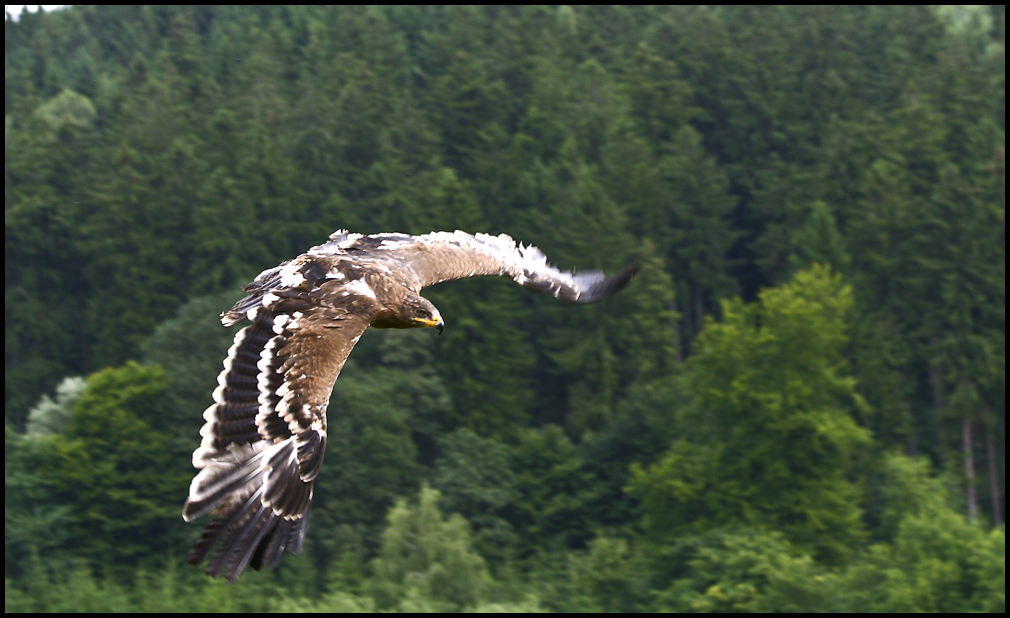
[{"xmin": 183, "ymin": 229, "xmax": 639, "ymax": 581}]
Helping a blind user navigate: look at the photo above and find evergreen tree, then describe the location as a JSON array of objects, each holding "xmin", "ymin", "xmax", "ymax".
[
  {"xmin": 5, "ymin": 90, "xmax": 94, "ymax": 426},
  {"xmin": 369, "ymin": 485, "xmax": 492, "ymax": 612},
  {"xmin": 430, "ymin": 428, "xmax": 519, "ymax": 563}
]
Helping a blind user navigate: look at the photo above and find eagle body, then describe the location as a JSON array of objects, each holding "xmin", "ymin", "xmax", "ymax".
[{"xmin": 183, "ymin": 230, "xmax": 638, "ymax": 581}]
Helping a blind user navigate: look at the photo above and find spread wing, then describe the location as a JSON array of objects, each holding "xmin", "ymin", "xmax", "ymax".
[
  {"xmin": 183, "ymin": 297, "xmax": 369, "ymax": 582},
  {"xmin": 323, "ymin": 230, "xmax": 639, "ymax": 302}
]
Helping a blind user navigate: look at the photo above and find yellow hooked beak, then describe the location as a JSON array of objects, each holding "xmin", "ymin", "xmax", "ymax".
[{"xmin": 415, "ymin": 313, "xmax": 445, "ymax": 335}]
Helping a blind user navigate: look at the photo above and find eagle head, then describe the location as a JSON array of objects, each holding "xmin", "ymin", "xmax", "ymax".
[{"xmin": 401, "ymin": 294, "xmax": 444, "ymax": 334}]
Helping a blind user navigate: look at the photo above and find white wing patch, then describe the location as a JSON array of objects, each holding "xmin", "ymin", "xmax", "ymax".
[
  {"xmin": 279, "ymin": 262, "xmax": 306, "ymax": 287},
  {"xmin": 306, "ymin": 230, "xmax": 363, "ymax": 255},
  {"xmin": 343, "ymin": 278, "xmax": 376, "ymax": 300}
]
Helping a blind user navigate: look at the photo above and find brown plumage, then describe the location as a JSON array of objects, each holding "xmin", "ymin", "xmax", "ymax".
[{"xmin": 183, "ymin": 230, "xmax": 639, "ymax": 581}]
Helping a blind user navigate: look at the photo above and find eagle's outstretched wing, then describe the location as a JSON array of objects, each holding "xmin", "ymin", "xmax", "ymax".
[
  {"xmin": 183, "ymin": 294, "xmax": 369, "ymax": 582},
  {"xmin": 310, "ymin": 230, "xmax": 640, "ymax": 302}
]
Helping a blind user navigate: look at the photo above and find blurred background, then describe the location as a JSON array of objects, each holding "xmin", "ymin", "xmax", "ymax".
[{"xmin": 4, "ymin": 5, "xmax": 1004, "ymax": 612}]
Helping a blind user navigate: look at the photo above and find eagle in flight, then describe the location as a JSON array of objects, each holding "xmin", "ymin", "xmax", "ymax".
[{"xmin": 183, "ymin": 229, "xmax": 639, "ymax": 581}]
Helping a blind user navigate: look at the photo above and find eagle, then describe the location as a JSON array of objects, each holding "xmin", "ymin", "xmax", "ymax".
[{"xmin": 182, "ymin": 229, "xmax": 639, "ymax": 581}]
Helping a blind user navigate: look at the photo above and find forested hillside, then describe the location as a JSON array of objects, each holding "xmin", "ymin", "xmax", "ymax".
[{"xmin": 5, "ymin": 5, "xmax": 1004, "ymax": 612}]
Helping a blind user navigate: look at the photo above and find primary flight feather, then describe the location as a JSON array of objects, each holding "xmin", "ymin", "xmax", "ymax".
[{"xmin": 183, "ymin": 229, "xmax": 639, "ymax": 581}]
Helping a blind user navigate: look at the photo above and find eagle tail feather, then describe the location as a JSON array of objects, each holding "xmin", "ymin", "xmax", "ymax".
[
  {"xmin": 286, "ymin": 513, "xmax": 310, "ymax": 555},
  {"xmin": 186, "ymin": 518, "xmax": 227, "ymax": 570},
  {"xmin": 183, "ymin": 445, "xmax": 267, "ymax": 522},
  {"xmin": 191, "ymin": 483, "xmax": 262, "ymax": 576},
  {"xmin": 227, "ymin": 502, "xmax": 280, "ymax": 582},
  {"xmin": 204, "ymin": 486, "xmax": 271, "ymax": 581},
  {"xmin": 251, "ymin": 509, "xmax": 309, "ymax": 571},
  {"xmin": 184, "ymin": 438, "xmax": 311, "ymax": 581}
]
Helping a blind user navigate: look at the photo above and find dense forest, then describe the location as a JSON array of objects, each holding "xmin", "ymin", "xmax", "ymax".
[{"xmin": 5, "ymin": 5, "xmax": 1004, "ymax": 612}]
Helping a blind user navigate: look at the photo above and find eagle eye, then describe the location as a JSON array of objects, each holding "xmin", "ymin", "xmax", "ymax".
[{"xmin": 415, "ymin": 307, "xmax": 428, "ymax": 317}]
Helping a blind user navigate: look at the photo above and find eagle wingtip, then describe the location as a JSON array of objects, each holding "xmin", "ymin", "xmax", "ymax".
[
  {"xmin": 575, "ymin": 261, "xmax": 641, "ymax": 303},
  {"xmin": 622, "ymin": 261, "xmax": 642, "ymax": 279}
]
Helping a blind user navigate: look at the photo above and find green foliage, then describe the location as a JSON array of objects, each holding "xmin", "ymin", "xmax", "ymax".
[
  {"xmin": 561, "ymin": 536, "xmax": 652, "ymax": 613},
  {"xmin": 5, "ymin": 564, "xmax": 135, "ymax": 613},
  {"xmin": 631, "ymin": 266, "xmax": 871, "ymax": 559},
  {"xmin": 428, "ymin": 278, "xmax": 536, "ymax": 439},
  {"xmin": 508, "ymin": 425, "xmax": 603, "ymax": 555},
  {"xmin": 3, "ymin": 4, "xmax": 1004, "ymax": 612},
  {"xmin": 34, "ymin": 88, "xmax": 96, "ymax": 129},
  {"xmin": 431, "ymin": 428, "xmax": 519, "ymax": 562},
  {"xmin": 654, "ymin": 528, "xmax": 840, "ymax": 613},
  {"xmin": 25, "ymin": 375, "xmax": 86, "ymax": 436},
  {"xmin": 272, "ymin": 589, "xmax": 377, "ymax": 613},
  {"xmin": 788, "ymin": 200, "xmax": 852, "ymax": 273},
  {"xmin": 140, "ymin": 290, "xmax": 245, "ymax": 448},
  {"xmin": 42, "ymin": 362, "xmax": 190, "ymax": 568},
  {"xmin": 5, "ymin": 422, "xmax": 75, "ymax": 579},
  {"xmin": 5, "ymin": 93, "xmax": 94, "ymax": 425},
  {"xmin": 840, "ymin": 454, "xmax": 1005, "ymax": 612},
  {"xmin": 4, "ymin": 559, "xmax": 322, "ymax": 613},
  {"xmin": 369, "ymin": 484, "xmax": 492, "ymax": 612}
]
